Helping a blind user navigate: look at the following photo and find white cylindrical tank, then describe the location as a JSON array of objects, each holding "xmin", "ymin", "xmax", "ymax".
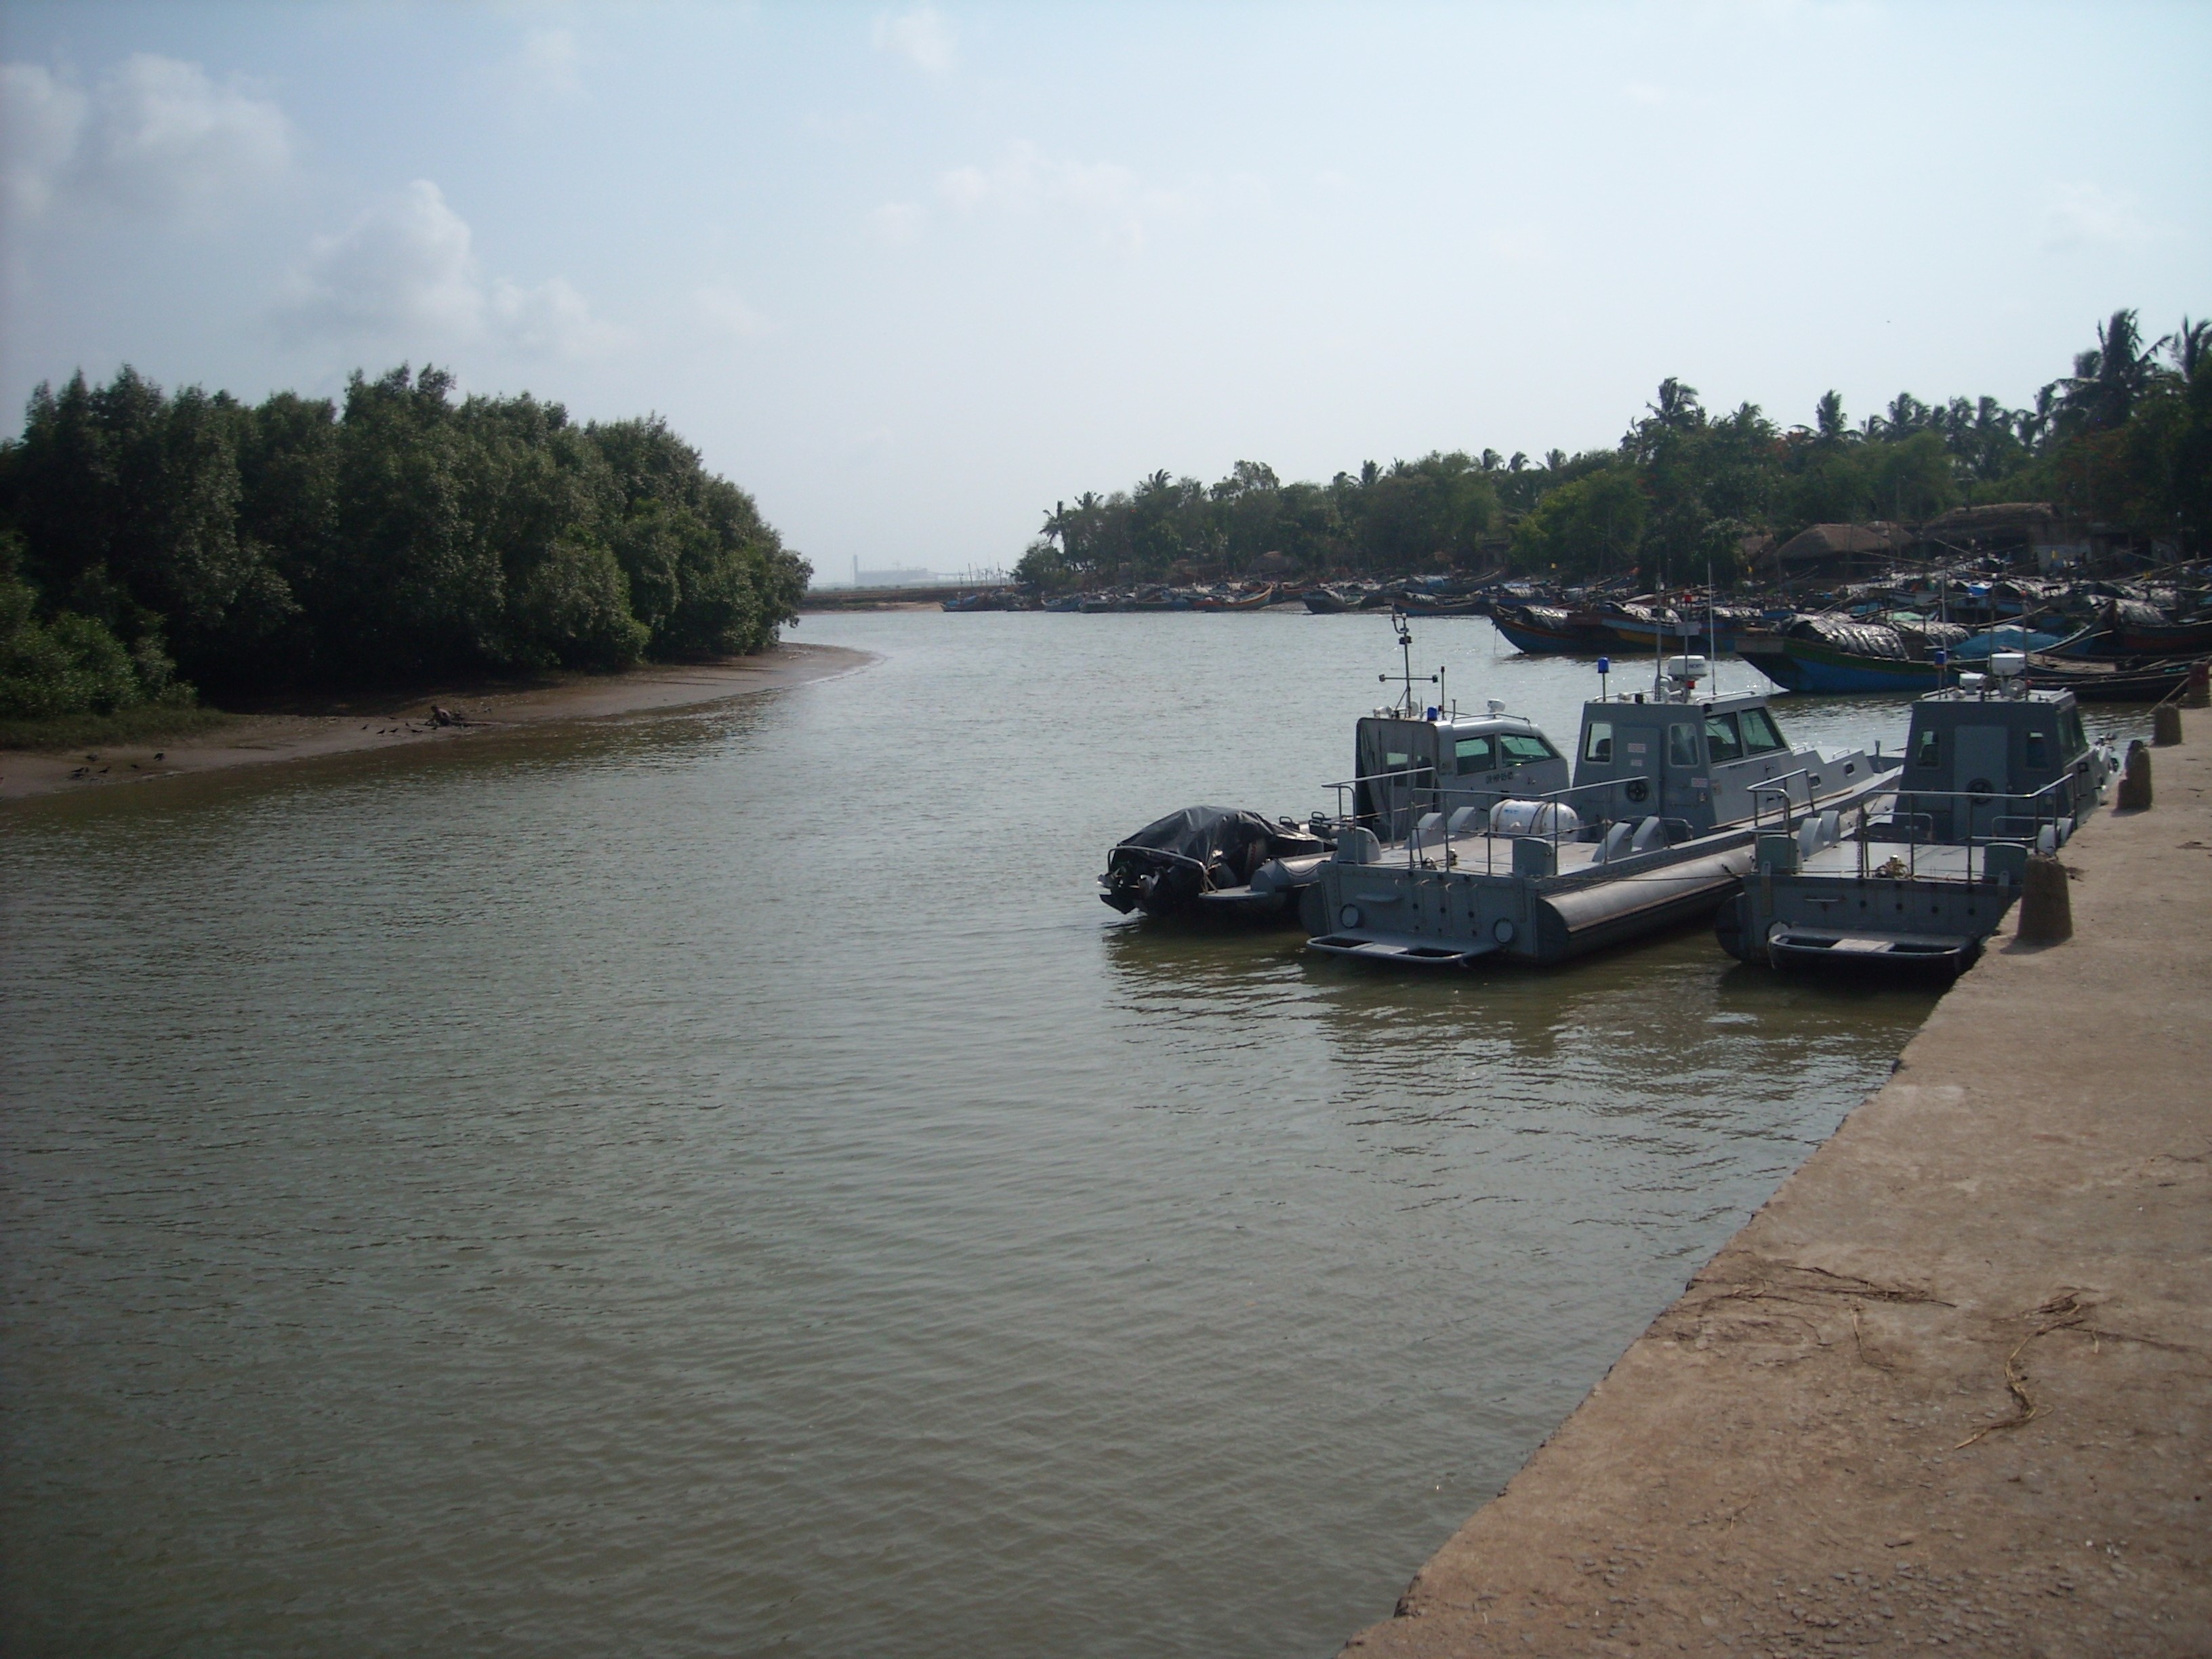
[{"xmin": 1488, "ymin": 799, "xmax": 1582, "ymax": 839}]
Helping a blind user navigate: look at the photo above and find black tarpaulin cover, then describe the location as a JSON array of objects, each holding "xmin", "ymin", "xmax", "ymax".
[
  {"xmin": 1102, "ymin": 806, "xmax": 1323, "ymax": 914},
  {"xmin": 1112, "ymin": 806, "xmax": 1285, "ymax": 882}
]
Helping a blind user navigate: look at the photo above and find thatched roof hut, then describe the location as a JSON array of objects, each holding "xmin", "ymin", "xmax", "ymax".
[{"xmin": 1773, "ymin": 522, "xmax": 1912, "ymax": 576}]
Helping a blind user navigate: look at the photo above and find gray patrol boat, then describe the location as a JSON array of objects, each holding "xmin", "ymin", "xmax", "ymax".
[
  {"xmin": 1717, "ymin": 655, "xmax": 2114, "ymax": 972},
  {"xmin": 1099, "ymin": 614, "xmax": 1576, "ymax": 923},
  {"xmin": 1302, "ymin": 653, "xmax": 1898, "ymax": 968}
]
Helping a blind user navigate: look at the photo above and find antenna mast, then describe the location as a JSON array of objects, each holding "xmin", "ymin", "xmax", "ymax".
[{"xmin": 1379, "ymin": 609, "xmax": 1439, "ymax": 716}]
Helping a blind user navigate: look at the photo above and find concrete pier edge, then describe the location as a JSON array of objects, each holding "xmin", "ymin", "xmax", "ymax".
[{"xmin": 1340, "ymin": 726, "xmax": 2211, "ymax": 1658}]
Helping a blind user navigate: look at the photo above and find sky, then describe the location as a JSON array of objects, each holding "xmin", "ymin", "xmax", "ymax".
[{"xmin": 1, "ymin": 1, "xmax": 2206, "ymax": 577}]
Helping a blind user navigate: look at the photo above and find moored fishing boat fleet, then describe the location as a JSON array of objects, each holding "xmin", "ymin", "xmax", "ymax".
[
  {"xmin": 1099, "ymin": 610, "xmax": 2156, "ymax": 981},
  {"xmin": 951, "ymin": 552, "xmax": 2212, "ymax": 702}
]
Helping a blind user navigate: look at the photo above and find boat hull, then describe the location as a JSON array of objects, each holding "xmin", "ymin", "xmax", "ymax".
[
  {"xmin": 1490, "ymin": 606, "xmax": 1609, "ymax": 655},
  {"xmin": 1757, "ymin": 638, "xmax": 1944, "ymax": 694},
  {"xmin": 1306, "ymin": 840, "xmax": 1757, "ymax": 967}
]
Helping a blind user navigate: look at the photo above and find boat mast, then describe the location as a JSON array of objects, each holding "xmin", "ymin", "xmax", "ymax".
[{"xmin": 1707, "ymin": 561, "xmax": 1719, "ymax": 697}]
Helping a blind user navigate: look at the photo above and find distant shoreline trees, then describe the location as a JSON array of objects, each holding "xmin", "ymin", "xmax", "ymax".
[
  {"xmin": 0, "ymin": 365, "xmax": 808, "ymax": 718},
  {"xmin": 1015, "ymin": 309, "xmax": 2211, "ymax": 594}
]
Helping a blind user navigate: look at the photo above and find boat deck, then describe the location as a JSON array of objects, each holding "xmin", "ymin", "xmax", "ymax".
[{"xmin": 1793, "ymin": 840, "xmax": 1982, "ymax": 882}]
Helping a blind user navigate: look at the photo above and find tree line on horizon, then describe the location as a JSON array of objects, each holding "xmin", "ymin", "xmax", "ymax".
[
  {"xmin": 0, "ymin": 364, "xmax": 808, "ymax": 720},
  {"xmin": 1014, "ymin": 309, "xmax": 2211, "ymax": 594}
]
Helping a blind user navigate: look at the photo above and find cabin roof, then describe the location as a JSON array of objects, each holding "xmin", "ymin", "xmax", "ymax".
[
  {"xmin": 1581, "ymin": 689, "xmax": 1774, "ymax": 715},
  {"xmin": 1914, "ymin": 686, "xmax": 2075, "ymax": 712},
  {"xmin": 1361, "ymin": 711, "xmax": 1549, "ymax": 736}
]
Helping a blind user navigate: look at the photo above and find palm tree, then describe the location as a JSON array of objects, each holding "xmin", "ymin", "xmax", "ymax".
[
  {"xmin": 1814, "ymin": 390, "xmax": 1847, "ymax": 443},
  {"xmin": 2171, "ymin": 316, "xmax": 2210, "ymax": 379},
  {"xmin": 2055, "ymin": 308, "xmax": 2169, "ymax": 433},
  {"xmin": 1649, "ymin": 377, "xmax": 1702, "ymax": 430}
]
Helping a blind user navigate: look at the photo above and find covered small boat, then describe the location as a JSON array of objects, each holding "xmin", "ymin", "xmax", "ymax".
[
  {"xmin": 2091, "ymin": 598, "xmax": 2212, "ymax": 657},
  {"xmin": 1742, "ymin": 615, "xmax": 2088, "ymax": 695},
  {"xmin": 1398, "ymin": 593, "xmax": 1490, "ymax": 618},
  {"xmin": 1189, "ymin": 583, "xmax": 1277, "ymax": 611},
  {"xmin": 1491, "ymin": 602, "xmax": 1611, "ymax": 654},
  {"xmin": 1099, "ymin": 807, "xmax": 1330, "ymax": 920}
]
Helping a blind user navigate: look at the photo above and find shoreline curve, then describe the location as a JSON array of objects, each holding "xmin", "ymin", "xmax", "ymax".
[{"xmin": 1, "ymin": 641, "xmax": 877, "ymax": 804}]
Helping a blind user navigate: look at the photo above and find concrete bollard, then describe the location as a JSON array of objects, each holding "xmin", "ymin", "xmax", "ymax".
[
  {"xmin": 2187, "ymin": 661, "xmax": 2211, "ymax": 710},
  {"xmin": 2153, "ymin": 703, "xmax": 2183, "ymax": 746},
  {"xmin": 2116, "ymin": 740, "xmax": 2153, "ymax": 810},
  {"xmin": 2017, "ymin": 853, "xmax": 2073, "ymax": 946}
]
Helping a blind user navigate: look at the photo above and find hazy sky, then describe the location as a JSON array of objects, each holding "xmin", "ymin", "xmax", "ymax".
[{"xmin": 2, "ymin": 2, "xmax": 2206, "ymax": 574}]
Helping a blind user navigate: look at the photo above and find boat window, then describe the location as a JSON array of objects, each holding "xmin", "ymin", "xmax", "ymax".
[
  {"xmin": 1583, "ymin": 722, "xmax": 1614, "ymax": 764},
  {"xmin": 1915, "ymin": 729, "xmax": 1942, "ymax": 768},
  {"xmin": 1666, "ymin": 724, "xmax": 1700, "ymax": 767},
  {"xmin": 2026, "ymin": 729, "xmax": 2049, "ymax": 769},
  {"xmin": 1454, "ymin": 735, "xmax": 1496, "ymax": 774},
  {"xmin": 2062, "ymin": 708, "xmax": 2086, "ymax": 754},
  {"xmin": 1498, "ymin": 733, "xmax": 1559, "ymax": 764},
  {"xmin": 1737, "ymin": 706, "xmax": 1788, "ymax": 754},
  {"xmin": 1704, "ymin": 712, "xmax": 1744, "ymax": 763}
]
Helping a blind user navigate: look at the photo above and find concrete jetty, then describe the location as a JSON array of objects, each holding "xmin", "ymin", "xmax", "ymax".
[{"xmin": 1342, "ymin": 728, "xmax": 2211, "ymax": 1658}]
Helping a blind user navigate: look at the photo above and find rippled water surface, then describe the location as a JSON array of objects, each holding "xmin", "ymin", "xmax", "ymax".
[{"xmin": 3, "ymin": 615, "xmax": 1985, "ymax": 1657}]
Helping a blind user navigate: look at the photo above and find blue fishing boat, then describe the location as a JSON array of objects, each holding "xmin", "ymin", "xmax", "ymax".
[{"xmin": 1742, "ymin": 616, "xmax": 2080, "ymax": 695}]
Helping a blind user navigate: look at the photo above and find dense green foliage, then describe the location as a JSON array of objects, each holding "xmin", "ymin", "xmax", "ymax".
[
  {"xmin": 1018, "ymin": 310, "xmax": 2211, "ymax": 591},
  {"xmin": 0, "ymin": 365, "xmax": 807, "ymax": 716}
]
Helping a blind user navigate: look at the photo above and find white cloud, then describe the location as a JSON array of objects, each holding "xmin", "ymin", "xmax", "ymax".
[
  {"xmin": 283, "ymin": 179, "xmax": 483, "ymax": 336},
  {"xmin": 694, "ymin": 283, "xmax": 770, "ymax": 339},
  {"xmin": 2042, "ymin": 181, "xmax": 2148, "ymax": 251},
  {"xmin": 869, "ymin": 201, "xmax": 926, "ymax": 245},
  {"xmin": 0, "ymin": 52, "xmax": 291, "ymax": 218},
  {"xmin": 929, "ymin": 141, "xmax": 1171, "ymax": 253},
  {"xmin": 509, "ymin": 26, "xmax": 586, "ymax": 103},
  {"xmin": 0, "ymin": 63, "xmax": 87, "ymax": 214},
  {"xmin": 872, "ymin": 6, "xmax": 956, "ymax": 75},
  {"xmin": 280, "ymin": 180, "xmax": 616, "ymax": 356},
  {"xmin": 492, "ymin": 274, "xmax": 621, "ymax": 355}
]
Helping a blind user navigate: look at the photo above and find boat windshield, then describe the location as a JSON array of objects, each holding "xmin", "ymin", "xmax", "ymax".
[
  {"xmin": 1454, "ymin": 735, "xmax": 1494, "ymax": 774},
  {"xmin": 1704, "ymin": 712, "xmax": 1744, "ymax": 763},
  {"xmin": 1738, "ymin": 706, "xmax": 1788, "ymax": 755},
  {"xmin": 1498, "ymin": 733, "xmax": 1559, "ymax": 764}
]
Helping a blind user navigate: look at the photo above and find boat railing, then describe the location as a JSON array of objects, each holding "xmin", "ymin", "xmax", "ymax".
[
  {"xmin": 1324, "ymin": 765, "xmax": 1691, "ymax": 878},
  {"xmin": 1762, "ymin": 773, "xmax": 2080, "ymax": 884},
  {"xmin": 1745, "ymin": 768, "xmax": 1823, "ymax": 834}
]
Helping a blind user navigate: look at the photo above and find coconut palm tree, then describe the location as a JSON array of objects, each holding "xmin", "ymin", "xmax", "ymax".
[
  {"xmin": 2053, "ymin": 308, "xmax": 2169, "ymax": 434},
  {"xmin": 2170, "ymin": 316, "xmax": 2210, "ymax": 379}
]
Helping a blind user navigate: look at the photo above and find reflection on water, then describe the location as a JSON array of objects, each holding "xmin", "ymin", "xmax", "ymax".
[{"xmin": 1, "ymin": 614, "xmax": 2107, "ymax": 1659}]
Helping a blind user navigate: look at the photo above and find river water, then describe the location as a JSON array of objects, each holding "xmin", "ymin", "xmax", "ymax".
[{"xmin": 3, "ymin": 612, "xmax": 2065, "ymax": 1657}]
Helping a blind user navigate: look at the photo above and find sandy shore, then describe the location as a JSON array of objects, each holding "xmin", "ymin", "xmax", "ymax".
[
  {"xmin": 1340, "ymin": 724, "xmax": 2212, "ymax": 1656},
  {"xmin": 0, "ymin": 642, "xmax": 874, "ymax": 803}
]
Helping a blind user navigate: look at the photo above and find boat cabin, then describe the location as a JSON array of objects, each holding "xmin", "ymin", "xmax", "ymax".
[
  {"xmin": 1568, "ymin": 687, "xmax": 1860, "ymax": 834},
  {"xmin": 1353, "ymin": 712, "xmax": 1568, "ymax": 840},
  {"xmin": 1892, "ymin": 682, "xmax": 2091, "ymax": 842}
]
